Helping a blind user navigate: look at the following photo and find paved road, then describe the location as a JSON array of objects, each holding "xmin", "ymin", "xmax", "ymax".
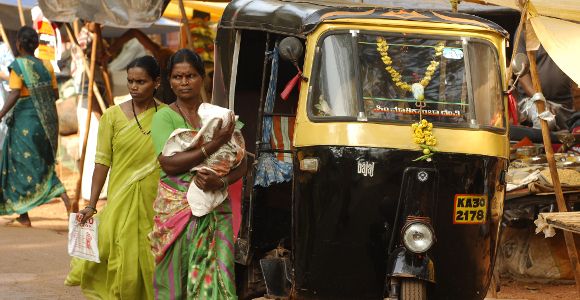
[{"xmin": 0, "ymin": 201, "xmax": 83, "ymax": 300}]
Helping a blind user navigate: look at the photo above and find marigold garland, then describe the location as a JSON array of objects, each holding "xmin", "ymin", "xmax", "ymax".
[
  {"xmin": 376, "ymin": 38, "xmax": 445, "ymax": 95},
  {"xmin": 411, "ymin": 119, "xmax": 438, "ymax": 161}
]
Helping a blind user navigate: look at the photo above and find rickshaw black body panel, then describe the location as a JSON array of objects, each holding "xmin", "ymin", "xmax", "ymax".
[{"xmin": 292, "ymin": 146, "xmax": 506, "ymax": 300}]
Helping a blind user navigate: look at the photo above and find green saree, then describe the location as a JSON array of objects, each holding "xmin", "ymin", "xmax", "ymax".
[
  {"xmin": 0, "ymin": 56, "xmax": 64, "ymax": 215},
  {"xmin": 65, "ymin": 104, "xmax": 163, "ymax": 299},
  {"xmin": 149, "ymin": 107, "xmax": 238, "ymax": 299}
]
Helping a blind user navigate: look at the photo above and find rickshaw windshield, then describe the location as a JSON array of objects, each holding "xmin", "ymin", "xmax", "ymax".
[{"xmin": 309, "ymin": 32, "xmax": 504, "ymax": 130}]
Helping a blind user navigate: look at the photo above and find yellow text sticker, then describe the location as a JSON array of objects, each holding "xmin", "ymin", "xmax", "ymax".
[{"xmin": 453, "ymin": 194, "xmax": 487, "ymax": 224}]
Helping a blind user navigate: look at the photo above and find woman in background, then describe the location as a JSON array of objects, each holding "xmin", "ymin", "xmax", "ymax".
[
  {"xmin": 65, "ymin": 55, "xmax": 164, "ymax": 299},
  {"xmin": 0, "ymin": 26, "xmax": 70, "ymax": 226}
]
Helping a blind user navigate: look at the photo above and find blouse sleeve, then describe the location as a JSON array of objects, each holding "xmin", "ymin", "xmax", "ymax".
[
  {"xmin": 8, "ymin": 69, "xmax": 22, "ymax": 90},
  {"xmin": 94, "ymin": 109, "xmax": 114, "ymax": 166},
  {"xmin": 151, "ymin": 108, "xmax": 177, "ymax": 155}
]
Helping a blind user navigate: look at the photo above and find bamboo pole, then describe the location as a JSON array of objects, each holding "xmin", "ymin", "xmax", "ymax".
[
  {"xmin": 16, "ymin": 0, "xmax": 25, "ymax": 27},
  {"xmin": 525, "ymin": 20, "xmax": 580, "ymax": 298},
  {"xmin": 74, "ymin": 24, "xmax": 99, "ymax": 204},
  {"xmin": 178, "ymin": 0, "xmax": 193, "ymax": 49},
  {"xmin": 0, "ymin": 19, "xmax": 12, "ymax": 54},
  {"xmin": 100, "ymin": 65, "xmax": 113, "ymax": 106}
]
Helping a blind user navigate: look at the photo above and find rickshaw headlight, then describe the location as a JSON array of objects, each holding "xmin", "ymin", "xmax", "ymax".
[{"xmin": 402, "ymin": 222, "xmax": 434, "ymax": 253}]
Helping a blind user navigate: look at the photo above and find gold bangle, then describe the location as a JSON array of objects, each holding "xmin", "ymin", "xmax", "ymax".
[{"xmin": 201, "ymin": 146, "xmax": 209, "ymax": 158}]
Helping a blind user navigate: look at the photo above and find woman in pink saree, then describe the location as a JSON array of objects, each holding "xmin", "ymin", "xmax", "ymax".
[{"xmin": 149, "ymin": 48, "xmax": 247, "ymax": 299}]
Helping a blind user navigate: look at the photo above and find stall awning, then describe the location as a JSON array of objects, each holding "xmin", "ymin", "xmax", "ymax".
[
  {"xmin": 529, "ymin": 16, "xmax": 580, "ymax": 88},
  {"xmin": 163, "ymin": 1, "xmax": 228, "ymax": 23},
  {"xmin": 471, "ymin": 0, "xmax": 580, "ymax": 23},
  {"xmin": 467, "ymin": 0, "xmax": 580, "ymax": 86},
  {"xmin": 38, "ymin": 0, "xmax": 168, "ymax": 28}
]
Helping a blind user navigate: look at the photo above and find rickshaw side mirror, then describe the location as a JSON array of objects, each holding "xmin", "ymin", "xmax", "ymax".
[
  {"xmin": 511, "ymin": 53, "xmax": 529, "ymax": 76},
  {"xmin": 279, "ymin": 37, "xmax": 303, "ymax": 63}
]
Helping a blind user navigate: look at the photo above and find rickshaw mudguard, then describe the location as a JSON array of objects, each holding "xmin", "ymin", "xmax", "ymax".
[{"xmin": 387, "ymin": 247, "xmax": 436, "ymax": 283}]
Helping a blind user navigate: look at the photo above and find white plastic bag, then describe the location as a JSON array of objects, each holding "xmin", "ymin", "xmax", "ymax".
[{"xmin": 67, "ymin": 213, "xmax": 100, "ymax": 263}]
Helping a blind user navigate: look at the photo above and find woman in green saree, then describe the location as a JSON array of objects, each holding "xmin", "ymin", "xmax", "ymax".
[
  {"xmin": 0, "ymin": 26, "xmax": 70, "ymax": 226},
  {"xmin": 150, "ymin": 49, "xmax": 247, "ymax": 299},
  {"xmin": 65, "ymin": 55, "xmax": 165, "ymax": 299}
]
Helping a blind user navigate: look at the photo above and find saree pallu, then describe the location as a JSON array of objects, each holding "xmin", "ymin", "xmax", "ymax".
[
  {"xmin": 0, "ymin": 57, "xmax": 64, "ymax": 215},
  {"xmin": 65, "ymin": 106, "xmax": 160, "ymax": 299},
  {"xmin": 150, "ymin": 177, "xmax": 237, "ymax": 300}
]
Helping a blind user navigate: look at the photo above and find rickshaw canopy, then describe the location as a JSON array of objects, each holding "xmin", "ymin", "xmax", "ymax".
[{"xmin": 219, "ymin": 0, "xmax": 508, "ymax": 38}]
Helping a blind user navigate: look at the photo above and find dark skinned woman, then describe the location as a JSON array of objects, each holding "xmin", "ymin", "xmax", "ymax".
[
  {"xmin": 149, "ymin": 49, "xmax": 247, "ymax": 299},
  {"xmin": 65, "ymin": 55, "xmax": 165, "ymax": 299},
  {"xmin": 0, "ymin": 26, "xmax": 70, "ymax": 226}
]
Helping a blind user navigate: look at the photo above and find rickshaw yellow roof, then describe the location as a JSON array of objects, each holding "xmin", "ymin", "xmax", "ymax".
[{"xmin": 164, "ymin": 1, "xmax": 227, "ymax": 23}]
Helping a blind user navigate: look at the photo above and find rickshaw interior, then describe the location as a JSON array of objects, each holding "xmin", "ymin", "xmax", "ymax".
[{"xmin": 233, "ymin": 30, "xmax": 303, "ymax": 249}]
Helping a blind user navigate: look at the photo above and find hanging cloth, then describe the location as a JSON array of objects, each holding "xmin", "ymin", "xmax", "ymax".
[{"xmin": 255, "ymin": 44, "xmax": 293, "ymax": 187}]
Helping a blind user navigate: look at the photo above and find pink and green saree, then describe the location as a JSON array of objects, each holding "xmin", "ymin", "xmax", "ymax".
[{"xmin": 150, "ymin": 106, "xmax": 237, "ymax": 299}]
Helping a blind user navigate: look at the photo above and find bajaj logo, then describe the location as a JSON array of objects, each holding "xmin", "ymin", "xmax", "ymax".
[{"xmin": 357, "ymin": 161, "xmax": 375, "ymax": 177}]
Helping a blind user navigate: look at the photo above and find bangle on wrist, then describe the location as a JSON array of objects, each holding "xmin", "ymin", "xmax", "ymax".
[
  {"xmin": 219, "ymin": 177, "xmax": 228, "ymax": 190},
  {"xmin": 201, "ymin": 146, "xmax": 209, "ymax": 159},
  {"xmin": 85, "ymin": 206, "xmax": 97, "ymax": 214}
]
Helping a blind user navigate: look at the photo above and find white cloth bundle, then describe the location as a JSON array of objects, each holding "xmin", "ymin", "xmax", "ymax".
[{"xmin": 162, "ymin": 103, "xmax": 244, "ymax": 216}]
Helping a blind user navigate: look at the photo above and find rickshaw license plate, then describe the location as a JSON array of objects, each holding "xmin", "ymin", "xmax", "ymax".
[{"xmin": 453, "ymin": 194, "xmax": 487, "ymax": 224}]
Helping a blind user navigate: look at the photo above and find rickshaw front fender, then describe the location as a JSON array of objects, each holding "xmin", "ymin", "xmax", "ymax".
[{"xmin": 387, "ymin": 247, "xmax": 436, "ymax": 283}]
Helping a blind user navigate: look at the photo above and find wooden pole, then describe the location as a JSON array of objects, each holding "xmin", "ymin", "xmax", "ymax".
[
  {"xmin": 16, "ymin": 0, "xmax": 25, "ymax": 27},
  {"xmin": 100, "ymin": 65, "xmax": 113, "ymax": 106},
  {"xmin": 526, "ymin": 20, "xmax": 580, "ymax": 298},
  {"xmin": 178, "ymin": 0, "xmax": 192, "ymax": 49},
  {"xmin": 0, "ymin": 20, "xmax": 12, "ymax": 54},
  {"xmin": 74, "ymin": 24, "xmax": 99, "ymax": 204},
  {"xmin": 506, "ymin": 1, "xmax": 529, "ymax": 82}
]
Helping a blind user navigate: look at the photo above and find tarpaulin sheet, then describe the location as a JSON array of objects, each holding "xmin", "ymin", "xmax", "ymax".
[
  {"xmin": 39, "ymin": 0, "xmax": 166, "ymax": 28},
  {"xmin": 529, "ymin": 16, "xmax": 580, "ymax": 86},
  {"xmin": 467, "ymin": 0, "xmax": 580, "ymax": 86}
]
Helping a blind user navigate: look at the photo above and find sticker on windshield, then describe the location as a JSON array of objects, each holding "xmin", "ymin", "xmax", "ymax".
[
  {"xmin": 373, "ymin": 105, "xmax": 462, "ymax": 118},
  {"xmin": 453, "ymin": 194, "xmax": 487, "ymax": 224},
  {"xmin": 443, "ymin": 48, "xmax": 464, "ymax": 60}
]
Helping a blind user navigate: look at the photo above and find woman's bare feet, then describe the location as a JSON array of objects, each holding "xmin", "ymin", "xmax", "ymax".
[{"xmin": 5, "ymin": 213, "xmax": 32, "ymax": 227}]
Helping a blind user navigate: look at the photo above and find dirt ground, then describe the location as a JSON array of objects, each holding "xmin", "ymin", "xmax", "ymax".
[{"xmin": 0, "ymin": 200, "xmax": 578, "ymax": 300}]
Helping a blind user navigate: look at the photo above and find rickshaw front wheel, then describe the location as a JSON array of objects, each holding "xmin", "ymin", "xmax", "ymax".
[{"xmin": 400, "ymin": 279, "xmax": 427, "ymax": 300}]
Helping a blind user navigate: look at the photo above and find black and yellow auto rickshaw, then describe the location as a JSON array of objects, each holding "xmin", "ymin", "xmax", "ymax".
[{"xmin": 211, "ymin": 0, "xmax": 509, "ymax": 299}]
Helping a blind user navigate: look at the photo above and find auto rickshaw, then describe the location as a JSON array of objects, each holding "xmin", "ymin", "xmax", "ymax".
[{"xmin": 212, "ymin": 1, "xmax": 509, "ymax": 299}]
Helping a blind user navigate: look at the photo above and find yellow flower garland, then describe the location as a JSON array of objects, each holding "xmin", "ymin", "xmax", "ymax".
[
  {"xmin": 376, "ymin": 38, "xmax": 445, "ymax": 92},
  {"xmin": 411, "ymin": 119, "xmax": 438, "ymax": 161}
]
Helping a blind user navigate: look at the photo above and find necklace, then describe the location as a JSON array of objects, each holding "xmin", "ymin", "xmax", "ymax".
[
  {"xmin": 131, "ymin": 99, "xmax": 158, "ymax": 135},
  {"xmin": 376, "ymin": 38, "xmax": 445, "ymax": 101},
  {"xmin": 175, "ymin": 101, "xmax": 197, "ymax": 129}
]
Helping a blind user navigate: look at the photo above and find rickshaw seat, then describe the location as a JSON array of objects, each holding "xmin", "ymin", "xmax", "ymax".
[{"xmin": 270, "ymin": 115, "xmax": 295, "ymax": 163}]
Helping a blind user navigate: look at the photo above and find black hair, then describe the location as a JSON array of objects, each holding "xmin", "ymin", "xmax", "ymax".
[
  {"xmin": 17, "ymin": 26, "xmax": 39, "ymax": 54},
  {"xmin": 126, "ymin": 55, "xmax": 160, "ymax": 80},
  {"xmin": 167, "ymin": 48, "xmax": 205, "ymax": 77}
]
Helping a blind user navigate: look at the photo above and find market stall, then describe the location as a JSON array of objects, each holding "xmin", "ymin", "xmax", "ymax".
[{"xmin": 465, "ymin": 0, "xmax": 580, "ymax": 295}]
